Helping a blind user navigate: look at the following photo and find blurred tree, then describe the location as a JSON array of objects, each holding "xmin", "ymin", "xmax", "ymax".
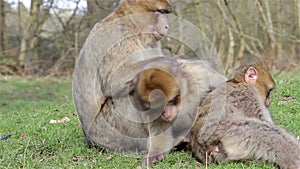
[
  {"xmin": 1, "ymin": 0, "xmax": 300, "ymax": 76},
  {"xmin": 18, "ymin": 0, "xmax": 54, "ymax": 75},
  {"xmin": 18, "ymin": 0, "xmax": 42, "ymax": 74},
  {"xmin": 86, "ymin": 0, "xmax": 118, "ymax": 26},
  {"xmin": 0, "ymin": 0, "xmax": 5, "ymax": 52}
]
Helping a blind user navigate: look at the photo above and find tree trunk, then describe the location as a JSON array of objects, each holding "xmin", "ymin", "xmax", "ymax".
[
  {"xmin": 298, "ymin": 0, "xmax": 300, "ymax": 38},
  {"xmin": 0, "ymin": 0, "xmax": 5, "ymax": 53},
  {"xmin": 18, "ymin": 0, "xmax": 42, "ymax": 74},
  {"xmin": 217, "ymin": 0, "xmax": 235, "ymax": 73},
  {"xmin": 87, "ymin": 0, "xmax": 116, "ymax": 26},
  {"xmin": 255, "ymin": 0, "xmax": 276, "ymax": 68}
]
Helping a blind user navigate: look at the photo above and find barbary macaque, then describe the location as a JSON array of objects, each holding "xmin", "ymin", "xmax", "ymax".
[
  {"xmin": 129, "ymin": 60, "xmax": 184, "ymax": 165},
  {"xmin": 73, "ymin": 0, "xmax": 174, "ymax": 154},
  {"xmin": 72, "ymin": 0, "xmax": 227, "ymax": 166},
  {"xmin": 190, "ymin": 63, "xmax": 300, "ymax": 169}
]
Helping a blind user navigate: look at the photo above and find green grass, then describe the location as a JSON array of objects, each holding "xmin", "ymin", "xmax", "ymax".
[{"xmin": 0, "ymin": 74, "xmax": 299, "ymax": 169}]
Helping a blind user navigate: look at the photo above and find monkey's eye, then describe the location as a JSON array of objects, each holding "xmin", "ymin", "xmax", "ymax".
[
  {"xmin": 144, "ymin": 102, "xmax": 151, "ymax": 109},
  {"xmin": 169, "ymin": 94, "xmax": 180, "ymax": 104},
  {"xmin": 157, "ymin": 9, "xmax": 170, "ymax": 14}
]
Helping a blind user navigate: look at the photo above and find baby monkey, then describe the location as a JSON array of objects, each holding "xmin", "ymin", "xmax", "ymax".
[
  {"xmin": 190, "ymin": 63, "xmax": 300, "ymax": 169},
  {"xmin": 133, "ymin": 67, "xmax": 181, "ymax": 122},
  {"xmin": 130, "ymin": 62, "xmax": 185, "ymax": 165}
]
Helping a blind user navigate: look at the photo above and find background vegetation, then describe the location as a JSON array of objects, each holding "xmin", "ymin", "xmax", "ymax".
[{"xmin": 0, "ymin": 0, "xmax": 300, "ymax": 76}]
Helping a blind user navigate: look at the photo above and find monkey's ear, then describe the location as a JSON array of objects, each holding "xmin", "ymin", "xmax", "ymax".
[
  {"xmin": 127, "ymin": 75, "xmax": 138, "ymax": 86},
  {"xmin": 245, "ymin": 67, "xmax": 258, "ymax": 84},
  {"xmin": 126, "ymin": 76, "xmax": 138, "ymax": 92}
]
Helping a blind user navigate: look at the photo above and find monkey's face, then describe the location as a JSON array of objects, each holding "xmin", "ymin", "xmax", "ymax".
[
  {"xmin": 124, "ymin": 0, "xmax": 172, "ymax": 41},
  {"xmin": 137, "ymin": 68, "xmax": 180, "ymax": 103},
  {"xmin": 133, "ymin": 68, "xmax": 182, "ymax": 122},
  {"xmin": 255, "ymin": 66, "xmax": 275, "ymax": 108},
  {"xmin": 152, "ymin": 12, "xmax": 169, "ymax": 40},
  {"xmin": 239, "ymin": 64, "xmax": 275, "ymax": 108},
  {"xmin": 135, "ymin": 13, "xmax": 169, "ymax": 42}
]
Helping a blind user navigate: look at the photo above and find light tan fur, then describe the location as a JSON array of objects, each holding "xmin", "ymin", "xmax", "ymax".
[{"xmin": 73, "ymin": 0, "xmax": 227, "ymax": 166}]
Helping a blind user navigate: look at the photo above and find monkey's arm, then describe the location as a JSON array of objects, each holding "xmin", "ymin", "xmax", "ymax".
[
  {"xmin": 142, "ymin": 129, "xmax": 175, "ymax": 166},
  {"xmin": 142, "ymin": 112, "xmax": 194, "ymax": 166},
  {"xmin": 106, "ymin": 57, "xmax": 180, "ymax": 98}
]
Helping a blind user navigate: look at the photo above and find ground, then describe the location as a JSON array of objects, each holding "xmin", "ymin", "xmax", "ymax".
[{"xmin": 0, "ymin": 73, "xmax": 299, "ymax": 169}]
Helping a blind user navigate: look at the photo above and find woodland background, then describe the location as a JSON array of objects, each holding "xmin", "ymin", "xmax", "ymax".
[{"xmin": 0, "ymin": 0, "xmax": 300, "ymax": 76}]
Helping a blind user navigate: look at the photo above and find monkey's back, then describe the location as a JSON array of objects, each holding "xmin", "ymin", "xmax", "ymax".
[{"xmin": 190, "ymin": 82, "xmax": 270, "ymax": 162}]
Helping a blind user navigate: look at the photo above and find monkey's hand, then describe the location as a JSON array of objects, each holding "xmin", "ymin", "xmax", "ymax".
[
  {"xmin": 142, "ymin": 153, "xmax": 164, "ymax": 166},
  {"xmin": 142, "ymin": 132, "xmax": 174, "ymax": 166}
]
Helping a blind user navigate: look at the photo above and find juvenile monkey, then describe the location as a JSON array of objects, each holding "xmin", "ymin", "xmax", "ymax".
[
  {"xmin": 190, "ymin": 63, "xmax": 300, "ymax": 169},
  {"xmin": 133, "ymin": 67, "xmax": 181, "ymax": 122},
  {"xmin": 129, "ymin": 61, "xmax": 183, "ymax": 165}
]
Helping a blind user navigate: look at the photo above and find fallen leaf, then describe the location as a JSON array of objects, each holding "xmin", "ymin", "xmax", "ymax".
[
  {"xmin": 136, "ymin": 166, "xmax": 142, "ymax": 169},
  {"xmin": 33, "ymin": 152, "xmax": 43, "ymax": 159},
  {"xmin": 279, "ymin": 95, "xmax": 296, "ymax": 104},
  {"xmin": 19, "ymin": 133, "xmax": 25, "ymax": 141},
  {"xmin": 179, "ymin": 162, "xmax": 188, "ymax": 168},
  {"xmin": 107, "ymin": 155, "xmax": 112, "ymax": 160},
  {"xmin": 79, "ymin": 156, "xmax": 85, "ymax": 161},
  {"xmin": 50, "ymin": 117, "xmax": 70, "ymax": 124}
]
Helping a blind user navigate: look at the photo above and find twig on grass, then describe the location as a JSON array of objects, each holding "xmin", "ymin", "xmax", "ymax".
[{"xmin": 22, "ymin": 141, "xmax": 30, "ymax": 169}]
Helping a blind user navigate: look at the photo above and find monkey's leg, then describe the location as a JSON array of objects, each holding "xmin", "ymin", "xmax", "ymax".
[
  {"xmin": 142, "ymin": 129, "xmax": 175, "ymax": 166},
  {"xmin": 192, "ymin": 137, "xmax": 228, "ymax": 164},
  {"xmin": 215, "ymin": 119, "xmax": 300, "ymax": 169}
]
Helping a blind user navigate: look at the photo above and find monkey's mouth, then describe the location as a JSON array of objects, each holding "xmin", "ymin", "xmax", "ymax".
[
  {"xmin": 153, "ymin": 31, "xmax": 165, "ymax": 40},
  {"xmin": 265, "ymin": 97, "xmax": 271, "ymax": 107}
]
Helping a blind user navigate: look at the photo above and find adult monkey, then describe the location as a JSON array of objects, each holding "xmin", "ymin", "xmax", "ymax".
[
  {"xmin": 73, "ymin": 0, "xmax": 226, "ymax": 165},
  {"xmin": 74, "ymin": 0, "xmax": 173, "ymax": 152}
]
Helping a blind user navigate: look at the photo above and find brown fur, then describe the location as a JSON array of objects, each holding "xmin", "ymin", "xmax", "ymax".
[
  {"xmin": 137, "ymin": 68, "xmax": 179, "ymax": 103},
  {"xmin": 190, "ymin": 63, "xmax": 300, "ymax": 169},
  {"xmin": 133, "ymin": 68, "xmax": 181, "ymax": 122}
]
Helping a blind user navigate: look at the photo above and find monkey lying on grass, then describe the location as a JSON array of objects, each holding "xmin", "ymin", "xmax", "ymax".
[{"xmin": 190, "ymin": 63, "xmax": 300, "ymax": 169}]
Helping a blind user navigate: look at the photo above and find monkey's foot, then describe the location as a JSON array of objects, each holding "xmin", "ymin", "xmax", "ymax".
[
  {"xmin": 142, "ymin": 154, "xmax": 164, "ymax": 166},
  {"xmin": 209, "ymin": 146, "xmax": 227, "ymax": 163}
]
